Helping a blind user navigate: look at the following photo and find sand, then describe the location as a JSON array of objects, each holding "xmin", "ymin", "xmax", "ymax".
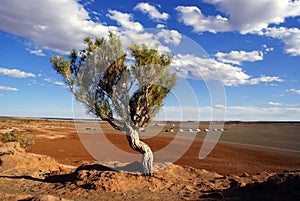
[{"xmin": 0, "ymin": 117, "xmax": 299, "ymax": 200}]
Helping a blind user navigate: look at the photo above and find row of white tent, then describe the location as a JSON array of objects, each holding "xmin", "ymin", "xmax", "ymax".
[{"xmin": 168, "ymin": 128, "xmax": 224, "ymax": 132}]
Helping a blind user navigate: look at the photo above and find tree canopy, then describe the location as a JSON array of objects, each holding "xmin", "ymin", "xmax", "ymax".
[{"xmin": 50, "ymin": 32, "xmax": 177, "ymax": 131}]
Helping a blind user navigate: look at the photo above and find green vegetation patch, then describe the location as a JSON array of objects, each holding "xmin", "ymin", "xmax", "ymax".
[{"xmin": 2, "ymin": 130, "xmax": 35, "ymax": 149}]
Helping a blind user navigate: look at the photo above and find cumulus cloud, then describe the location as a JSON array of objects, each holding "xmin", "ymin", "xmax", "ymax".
[
  {"xmin": 156, "ymin": 24, "xmax": 166, "ymax": 29},
  {"xmin": 0, "ymin": 0, "xmax": 116, "ymax": 53},
  {"xmin": 0, "ymin": 85, "xmax": 18, "ymax": 91},
  {"xmin": 176, "ymin": 6, "xmax": 229, "ymax": 33},
  {"xmin": 176, "ymin": 1, "xmax": 299, "ymax": 33},
  {"xmin": 215, "ymin": 50, "xmax": 264, "ymax": 65},
  {"xmin": 134, "ymin": 2, "xmax": 169, "ymax": 21},
  {"xmin": 107, "ymin": 10, "xmax": 144, "ymax": 32},
  {"xmin": 202, "ymin": 0, "xmax": 300, "ymax": 33},
  {"xmin": 0, "ymin": 0, "xmax": 165, "ymax": 54},
  {"xmin": 170, "ymin": 54, "xmax": 283, "ymax": 86},
  {"xmin": 106, "ymin": 10, "xmax": 182, "ymax": 51},
  {"xmin": 0, "ymin": 67, "xmax": 35, "ymax": 78},
  {"xmin": 156, "ymin": 29, "xmax": 182, "ymax": 45},
  {"xmin": 268, "ymin": 101, "xmax": 281, "ymax": 106},
  {"xmin": 262, "ymin": 44, "xmax": 274, "ymax": 52},
  {"xmin": 287, "ymin": 88, "xmax": 300, "ymax": 95},
  {"xmin": 256, "ymin": 27, "xmax": 300, "ymax": 56},
  {"xmin": 106, "ymin": 10, "xmax": 181, "ymax": 50},
  {"xmin": 114, "ymin": 28, "xmax": 183, "ymax": 54},
  {"xmin": 247, "ymin": 76, "xmax": 283, "ymax": 85},
  {"xmin": 28, "ymin": 49, "xmax": 45, "ymax": 56},
  {"xmin": 44, "ymin": 78, "xmax": 65, "ymax": 86},
  {"xmin": 176, "ymin": 0, "xmax": 300, "ymax": 56}
]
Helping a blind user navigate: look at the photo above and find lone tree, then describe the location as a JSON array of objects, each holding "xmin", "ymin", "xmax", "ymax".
[{"xmin": 50, "ymin": 32, "xmax": 177, "ymax": 175}]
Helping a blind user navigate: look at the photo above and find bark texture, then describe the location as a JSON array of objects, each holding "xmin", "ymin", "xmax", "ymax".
[{"xmin": 125, "ymin": 124, "xmax": 153, "ymax": 176}]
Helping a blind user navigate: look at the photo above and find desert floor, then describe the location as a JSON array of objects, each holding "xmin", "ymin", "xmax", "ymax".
[
  {"xmin": 0, "ymin": 117, "xmax": 299, "ymax": 200},
  {"xmin": 1, "ymin": 118, "xmax": 298, "ymax": 174}
]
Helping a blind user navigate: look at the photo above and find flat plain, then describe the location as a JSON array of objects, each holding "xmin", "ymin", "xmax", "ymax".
[{"xmin": 1, "ymin": 117, "xmax": 299, "ymax": 174}]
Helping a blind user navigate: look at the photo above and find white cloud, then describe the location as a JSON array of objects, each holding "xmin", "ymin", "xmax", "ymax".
[
  {"xmin": 262, "ymin": 44, "xmax": 274, "ymax": 52},
  {"xmin": 287, "ymin": 88, "xmax": 300, "ymax": 95},
  {"xmin": 0, "ymin": 67, "xmax": 35, "ymax": 78},
  {"xmin": 170, "ymin": 54, "xmax": 283, "ymax": 86},
  {"xmin": 1, "ymin": 0, "xmax": 299, "ymax": 58},
  {"xmin": 0, "ymin": 1, "xmax": 168, "ymax": 55},
  {"xmin": 0, "ymin": 0, "xmax": 116, "ymax": 53},
  {"xmin": 117, "ymin": 28, "xmax": 182, "ymax": 53},
  {"xmin": 156, "ymin": 24, "xmax": 166, "ymax": 29},
  {"xmin": 176, "ymin": 6, "xmax": 229, "ymax": 33},
  {"xmin": 134, "ymin": 2, "xmax": 169, "ymax": 21},
  {"xmin": 257, "ymin": 27, "xmax": 300, "ymax": 56},
  {"xmin": 156, "ymin": 29, "xmax": 182, "ymax": 45},
  {"xmin": 202, "ymin": 0, "xmax": 300, "ymax": 33},
  {"xmin": 215, "ymin": 50, "xmax": 264, "ymax": 65},
  {"xmin": 119, "ymin": 30, "xmax": 168, "ymax": 52},
  {"xmin": 176, "ymin": 0, "xmax": 300, "ymax": 56},
  {"xmin": 247, "ymin": 75, "xmax": 283, "ymax": 85},
  {"xmin": 28, "ymin": 49, "xmax": 45, "ymax": 56},
  {"xmin": 107, "ymin": 10, "xmax": 144, "ymax": 32},
  {"xmin": 44, "ymin": 78, "xmax": 65, "ymax": 86},
  {"xmin": 0, "ymin": 85, "xmax": 18, "ymax": 91},
  {"xmin": 268, "ymin": 101, "xmax": 281, "ymax": 106},
  {"xmin": 53, "ymin": 81, "xmax": 65, "ymax": 86}
]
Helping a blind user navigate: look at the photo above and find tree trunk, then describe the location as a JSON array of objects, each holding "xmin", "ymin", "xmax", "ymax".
[{"xmin": 125, "ymin": 124, "xmax": 153, "ymax": 176}]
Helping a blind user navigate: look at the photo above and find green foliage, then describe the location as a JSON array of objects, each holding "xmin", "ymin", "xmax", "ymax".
[
  {"xmin": 50, "ymin": 32, "xmax": 177, "ymax": 130},
  {"xmin": 129, "ymin": 44, "xmax": 177, "ymax": 128},
  {"xmin": 2, "ymin": 130, "xmax": 19, "ymax": 142},
  {"xmin": 0, "ymin": 119, "xmax": 6, "ymax": 123},
  {"xmin": 2, "ymin": 130, "xmax": 35, "ymax": 149}
]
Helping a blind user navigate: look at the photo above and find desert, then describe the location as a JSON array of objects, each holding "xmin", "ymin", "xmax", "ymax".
[{"xmin": 0, "ymin": 117, "xmax": 299, "ymax": 200}]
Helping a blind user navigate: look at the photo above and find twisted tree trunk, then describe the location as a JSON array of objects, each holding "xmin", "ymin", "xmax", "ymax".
[{"xmin": 125, "ymin": 123, "xmax": 153, "ymax": 176}]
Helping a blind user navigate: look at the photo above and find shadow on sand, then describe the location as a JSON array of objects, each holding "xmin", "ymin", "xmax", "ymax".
[
  {"xmin": 0, "ymin": 161, "xmax": 144, "ymax": 184},
  {"xmin": 1, "ymin": 164, "xmax": 299, "ymax": 200},
  {"xmin": 45, "ymin": 161, "xmax": 143, "ymax": 184},
  {"xmin": 200, "ymin": 172, "xmax": 300, "ymax": 201}
]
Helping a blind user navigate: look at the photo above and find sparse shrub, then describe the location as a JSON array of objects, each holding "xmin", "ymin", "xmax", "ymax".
[
  {"xmin": 1, "ymin": 130, "xmax": 35, "ymax": 149},
  {"xmin": 2, "ymin": 130, "xmax": 19, "ymax": 142},
  {"xmin": 0, "ymin": 119, "xmax": 6, "ymax": 122}
]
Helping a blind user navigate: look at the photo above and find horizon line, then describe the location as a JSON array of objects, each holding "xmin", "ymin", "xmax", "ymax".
[{"xmin": 1, "ymin": 115, "xmax": 300, "ymax": 123}]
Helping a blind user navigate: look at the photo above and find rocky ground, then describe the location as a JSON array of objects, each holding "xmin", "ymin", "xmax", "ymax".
[{"xmin": 0, "ymin": 142, "xmax": 299, "ymax": 201}]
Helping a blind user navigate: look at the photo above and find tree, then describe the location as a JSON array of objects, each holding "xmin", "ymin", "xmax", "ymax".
[{"xmin": 50, "ymin": 32, "xmax": 177, "ymax": 175}]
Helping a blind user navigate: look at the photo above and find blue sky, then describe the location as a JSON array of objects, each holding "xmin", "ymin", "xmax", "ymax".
[{"xmin": 0, "ymin": 0, "xmax": 300, "ymax": 121}]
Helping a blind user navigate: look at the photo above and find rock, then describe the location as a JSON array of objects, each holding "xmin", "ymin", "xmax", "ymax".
[
  {"xmin": 27, "ymin": 195, "xmax": 72, "ymax": 201},
  {"xmin": 241, "ymin": 172, "xmax": 249, "ymax": 177},
  {"xmin": 0, "ymin": 142, "xmax": 25, "ymax": 155},
  {"xmin": 0, "ymin": 192, "xmax": 32, "ymax": 200},
  {"xmin": 239, "ymin": 182, "xmax": 247, "ymax": 187},
  {"xmin": 0, "ymin": 142, "xmax": 61, "ymax": 174}
]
